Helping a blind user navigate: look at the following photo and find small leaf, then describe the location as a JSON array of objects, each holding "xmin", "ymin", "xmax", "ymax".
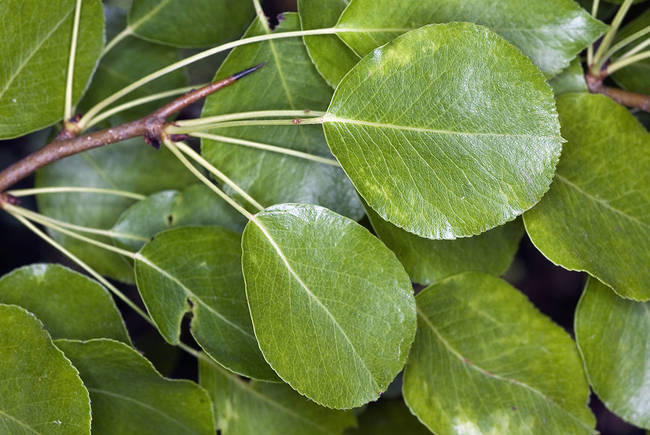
[
  {"xmin": 0, "ymin": 0, "xmax": 104, "ymax": 139},
  {"xmin": 134, "ymin": 226, "xmax": 276, "ymax": 381},
  {"xmin": 36, "ymin": 138, "xmax": 198, "ymax": 283},
  {"xmin": 575, "ymin": 277, "xmax": 650, "ymax": 429},
  {"xmin": 201, "ymin": 14, "xmax": 364, "ymax": 220},
  {"xmin": 548, "ymin": 57, "xmax": 588, "ymax": 96},
  {"xmin": 112, "ymin": 185, "xmax": 247, "ymax": 251},
  {"xmin": 324, "ymin": 23, "xmax": 562, "ymax": 239},
  {"xmin": 365, "ymin": 203, "xmax": 523, "ymax": 285},
  {"xmin": 611, "ymin": 9, "xmax": 650, "ymax": 95},
  {"xmin": 524, "ymin": 94, "xmax": 650, "ymax": 300},
  {"xmin": 55, "ymin": 338, "xmax": 215, "ymax": 434},
  {"xmin": 346, "ymin": 399, "xmax": 430, "ymax": 435},
  {"xmin": 335, "ymin": 0, "xmax": 607, "ymax": 77},
  {"xmin": 242, "ymin": 203, "xmax": 416, "ymax": 409},
  {"xmin": 127, "ymin": 0, "xmax": 254, "ymax": 48},
  {"xmin": 298, "ymin": 0, "xmax": 360, "ymax": 87},
  {"xmin": 0, "ymin": 263, "xmax": 130, "ymax": 343},
  {"xmin": 199, "ymin": 359, "xmax": 355, "ymax": 434},
  {"xmin": 403, "ymin": 273, "xmax": 595, "ymax": 434},
  {"xmin": 0, "ymin": 304, "xmax": 91, "ymax": 434}
]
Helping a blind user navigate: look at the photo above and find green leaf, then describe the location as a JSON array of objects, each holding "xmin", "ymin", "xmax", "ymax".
[
  {"xmin": 611, "ymin": 9, "xmax": 650, "ymax": 95},
  {"xmin": 0, "ymin": 0, "xmax": 104, "ymax": 139},
  {"xmin": 134, "ymin": 226, "xmax": 276, "ymax": 381},
  {"xmin": 55, "ymin": 338, "xmax": 215, "ymax": 434},
  {"xmin": 403, "ymin": 273, "xmax": 595, "ymax": 434},
  {"xmin": 548, "ymin": 57, "xmax": 588, "ymax": 96},
  {"xmin": 335, "ymin": 0, "xmax": 607, "ymax": 77},
  {"xmin": 575, "ymin": 277, "xmax": 650, "ymax": 429},
  {"xmin": 524, "ymin": 93, "xmax": 650, "ymax": 301},
  {"xmin": 298, "ymin": 0, "xmax": 360, "ymax": 87},
  {"xmin": 0, "ymin": 264, "xmax": 130, "ymax": 343},
  {"xmin": 36, "ymin": 138, "xmax": 197, "ymax": 283},
  {"xmin": 201, "ymin": 14, "xmax": 364, "ymax": 220},
  {"xmin": 0, "ymin": 304, "xmax": 91, "ymax": 434},
  {"xmin": 127, "ymin": 0, "xmax": 254, "ymax": 48},
  {"xmin": 324, "ymin": 23, "xmax": 562, "ymax": 239},
  {"xmin": 366, "ymin": 203, "xmax": 523, "ymax": 286},
  {"xmin": 241, "ymin": 203, "xmax": 416, "ymax": 408},
  {"xmin": 345, "ymin": 399, "xmax": 430, "ymax": 435},
  {"xmin": 199, "ymin": 359, "xmax": 355, "ymax": 434},
  {"xmin": 79, "ymin": 33, "xmax": 186, "ymax": 126},
  {"xmin": 112, "ymin": 185, "xmax": 246, "ymax": 251}
]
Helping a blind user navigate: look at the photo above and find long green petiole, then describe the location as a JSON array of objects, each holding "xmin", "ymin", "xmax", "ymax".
[
  {"xmin": 591, "ymin": 0, "xmax": 635, "ymax": 74},
  {"xmin": 167, "ymin": 116, "xmax": 325, "ymax": 134},
  {"xmin": 190, "ymin": 132, "xmax": 340, "ymax": 167},
  {"xmin": 174, "ymin": 110, "xmax": 327, "ymax": 129},
  {"xmin": 607, "ymin": 50, "xmax": 650, "ymax": 74},
  {"xmin": 77, "ymin": 27, "xmax": 346, "ymax": 130},
  {"xmin": 7, "ymin": 186, "xmax": 146, "ymax": 200},
  {"xmin": 64, "ymin": 0, "xmax": 83, "ymax": 121}
]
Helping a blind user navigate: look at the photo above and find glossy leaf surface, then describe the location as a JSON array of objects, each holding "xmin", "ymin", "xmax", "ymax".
[
  {"xmin": 128, "ymin": 0, "xmax": 254, "ymax": 48},
  {"xmin": 199, "ymin": 359, "xmax": 355, "ymax": 434},
  {"xmin": 611, "ymin": 9, "xmax": 650, "ymax": 95},
  {"xmin": 575, "ymin": 278, "xmax": 650, "ymax": 429},
  {"xmin": 324, "ymin": 23, "xmax": 562, "ymax": 239},
  {"xmin": 366, "ymin": 204, "xmax": 523, "ymax": 285},
  {"xmin": 298, "ymin": 0, "xmax": 360, "ymax": 87},
  {"xmin": 36, "ymin": 139, "xmax": 197, "ymax": 283},
  {"xmin": 335, "ymin": 0, "xmax": 607, "ymax": 76},
  {"xmin": 549, "ymin": 57, "xmax": 588, "ymax": 96},
  {"xmin": 403, "ymin": 273, "xmax": 595, "ymax": 434},
  {"xmin": 0, "ymin": 0, "xmax": 104, "ymax": 139},
  {"xmin": 112, "ymin": 185, "xmax": 246, "ymax": 251},
  {"xmin": 346, "ymin": 399, "xmax": 430, "ymax": 435},
  {"xmin": 0, "ymin": 304, "xmax": 91, "ymax": 434},
  {"xmin": 201, "ymin": 14, "xmax": 363, "ymax": 220},
  {"xmin": 56, "ymin": 338, "xmax": 214, "ymax": 434},
  {"xmin": 134, "ymin": 227, "xmax": 276, "ymax": 380},
  {"xmin": 242, "ymin": 203, "xmax": 416, "ymax": 408},
  {"xmin": 524, "ymin": 94, "xmax": 650, "ymax": 300},
  {"xmin": 0, "ymin": 264, "xmax": 130, "ymax": 343}
]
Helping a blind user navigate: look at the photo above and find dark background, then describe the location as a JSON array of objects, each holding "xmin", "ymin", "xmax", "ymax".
[{"xmin": 0, "ymin": 1, "xmax": 647, "ymax": 434}]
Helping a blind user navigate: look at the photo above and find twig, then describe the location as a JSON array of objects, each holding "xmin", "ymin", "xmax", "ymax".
[
  {"xmin": 0, "ymin": 64, "xmax": 265, "ymax": 195},
  {"xmin": 586, "ymin": 74, "xmax": 650, "ymax": 112}
]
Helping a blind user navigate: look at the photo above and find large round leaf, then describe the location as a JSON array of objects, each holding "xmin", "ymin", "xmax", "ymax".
[
  {"xmin": 56, "ymin": 338, "xmax": 215, "ymax": 434},
  {"xmin": 241, "ymin": 203, "xmax": 417, "ymax": 409},
  {"xmin": 127, "ymin": 0, "xmax": 254, "ymax": 48},
  {"xmin": 134, "ymin": 226, "xmax": 276, "ymax": 381},
  {"xmin": 324, "ymin": 23, "xmax": 562, "ymax": 239},
  {"xmin": 199, "ymin": 358, "xmax": 355, "ymax": 434},
  {"xmin": 0, "ymin": 264, "xmax": 130, "ymax": 343},
  {"xmin": 524, "ymin": 94, "xmax": 650, "ymax": 300},
  {"xmin": 403, "ymin": 273, "xmax": 595, "ymax": 433},
  {"xmin": 0, "ymin": 304, "xmax": 91, "ymax": 434},
  {"xmin": 365, "ymin": 203, "xmax": 523, "ymax": 285},
  {"xmin": 575, "ymin": 278, "xmax": 650, "ymax": 429},
  {"xmin": 0, "ymin": 0, "xmax": 104, "ymax": 139},
  {"xmin": 335, "ymin": 0, "xmax": 607, "ymax": 77},
  {"xmin": 36, "ymin": 138, "xmax": 198, "ymax": 283},
  {"xmin": 112, "ymin": 185, "xmax": 246, "ymax": 251},
  {"xmin": 298, "ymin": 0, "xmax": 360, "ymax": 87},
  {"xmin": 201, "ymin": 14, "xmax": 363, "ymax": 220}
]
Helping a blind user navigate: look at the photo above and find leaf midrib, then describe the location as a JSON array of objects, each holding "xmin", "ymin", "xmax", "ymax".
[
  {"xmin": 325, "ymin": 115, "xmax": 559, "ymax": 139},
  {"xmin": 415, "ymin": 306, "xmax": 593, "ymax": 431},
  {"xmin": 555, "ymin": 174, "xmax": 650, "ymax": 230},
  {"xmin": 134, "ymin": 253, "xmax": 255, "ymax": 340},
  {"xmin": 89, "ymin": 388, "xmax": 196, "ymax": 432},
  {"xmin": 0, "ymin": 7, "xmax": 74, "ymax": 102},
  {"xmin": 251, "ymin": 217, "xmax": 379, "ymax": 390},
  {"xmin": 0, "ymin": 409, "xmax": 40, "ymax": 434}
]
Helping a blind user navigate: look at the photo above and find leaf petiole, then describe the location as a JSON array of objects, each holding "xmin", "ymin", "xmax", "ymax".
[
  {"xmin": 63, "ymin": 0, "xmax": 83, "ymax": 121},
  {"xmin": 591, "ymin": 0, "xmax": 635, "ymax": 73},
  {"xmin": 167, "ymin": 116, "xmax": 325, "ymax": 134},
  {"xmin": 7, "ymin": 186, "xmax": 146, "ymax": 200},
  {"xmin": 607, "ymin": 49, "xmax": 650, "ymax": 74}
]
